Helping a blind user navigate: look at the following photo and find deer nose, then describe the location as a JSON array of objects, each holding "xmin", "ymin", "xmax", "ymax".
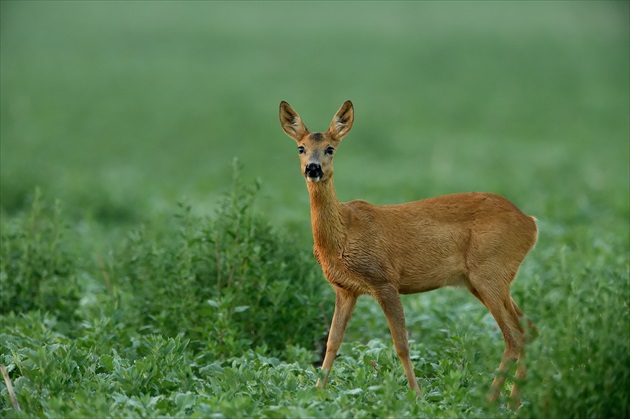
[{"xmin": 305, "ymin": 163, "xmax": 323, "ymax": 178}]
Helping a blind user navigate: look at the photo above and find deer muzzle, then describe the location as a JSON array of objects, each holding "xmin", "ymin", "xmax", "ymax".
[{"xmin": 305, "ymin": 163, "xmax": 323, "ymax": 182}]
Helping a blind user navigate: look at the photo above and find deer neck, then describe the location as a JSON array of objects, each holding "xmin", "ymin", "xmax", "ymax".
[{"xmin": 307, "ymin": 177, "xmax": 345, "ymax": 257}]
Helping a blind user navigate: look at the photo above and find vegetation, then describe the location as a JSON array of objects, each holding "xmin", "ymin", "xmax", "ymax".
[{"xmin": 1, "ymin": 1, "xmax": 628, "ymax": 417}]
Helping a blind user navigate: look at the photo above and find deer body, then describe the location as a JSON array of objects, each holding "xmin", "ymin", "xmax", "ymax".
[
  {"xmin": 314, "ymin": 191, "xmax": 536, "ymax": 296},
  {"xmin": 279, "ymin": 100, "xmax": 538, "ymax": 407}
]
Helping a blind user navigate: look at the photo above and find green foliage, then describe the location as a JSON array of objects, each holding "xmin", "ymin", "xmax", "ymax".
[
  {"xmin": 0, "ymin": 176, "xmax": 331, "ymax": 417},
  {"xmin": 0, "ymin": 190, "xmax": 80, "ymax": 325},
  {"xmin": 2, "ymin": 178, "xmax": 627, "ymax": 418},
  {"xmin": 110, "ymin": 163, "xmax": 329, "ymax": 358},
  {"xmin": 1, "ymin": 312, "xmax": 195, "ymax": 417},
  {"xmin": 517, "ymin": 235, "xmax": 630, "ymax": 418}
]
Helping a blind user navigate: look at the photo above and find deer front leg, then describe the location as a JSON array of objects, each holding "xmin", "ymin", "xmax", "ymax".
[
  {"xmin": 375, "ymin": 286, "xmax": 422, "ymax": 396},
  {"xmin": 317, "ymin": 287, "xmax": 357, "ymax": 388}
]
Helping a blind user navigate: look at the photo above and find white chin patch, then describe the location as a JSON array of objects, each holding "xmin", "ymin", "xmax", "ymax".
[{"xmin": 306, "ymin": 176, "xmax": 321, "ymax": 183}]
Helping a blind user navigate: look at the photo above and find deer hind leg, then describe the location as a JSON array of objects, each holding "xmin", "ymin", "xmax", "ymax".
[
  {"xmin": 469, "ymin": 275, "xmax": 525, "ymax": 406},
  {"xmin": 507, "ymin": 297, "xmax": 538, "ymax": 408},
  {"xmin": 375, "ymin": 286, "xmax": 421, "ymax": 396},
  {"xmin": 512, "ymin": 298, "xmax": 538, "ymax": 341},
  {"xmin": 317, "ymin": 287, "xmax": 357, "ymax": 388}
]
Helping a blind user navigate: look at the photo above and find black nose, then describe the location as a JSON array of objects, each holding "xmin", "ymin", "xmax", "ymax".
[{"xmin": 305, "ymin": 163, "xmax": 323, "ymax": 178}]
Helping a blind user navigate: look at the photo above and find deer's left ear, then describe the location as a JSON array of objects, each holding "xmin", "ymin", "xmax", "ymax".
[{"xmin": 329, "ymin": 100, "xmax": 354, "ymax": 140}]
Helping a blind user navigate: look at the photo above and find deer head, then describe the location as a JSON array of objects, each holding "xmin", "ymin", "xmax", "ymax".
[{"xmin": 279, "ymin": 101, "xmax": 354, "ymax": 183}]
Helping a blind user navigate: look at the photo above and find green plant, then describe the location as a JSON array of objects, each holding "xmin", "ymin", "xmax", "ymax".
[
  {"xmin": 108, "ymin": 163, "xmax": 331, "ymax": 359},
  {"xmin": 0, "ymin": 190, "xmax": 80, "ymax": 326}
]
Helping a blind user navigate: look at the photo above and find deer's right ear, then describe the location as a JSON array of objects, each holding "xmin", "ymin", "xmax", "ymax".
[{"xmin": 279, "ymin": 101, "xmax": 308, "ymax": 142}]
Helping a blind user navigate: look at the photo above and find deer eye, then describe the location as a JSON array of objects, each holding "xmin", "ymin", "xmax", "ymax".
[
  {"xmin": 325, "ymin": 146, "xmax": 335, "ymax": 155},
  {"xmin": 298, "ymin": 146, "xmax": 305, "ymax": 154}
]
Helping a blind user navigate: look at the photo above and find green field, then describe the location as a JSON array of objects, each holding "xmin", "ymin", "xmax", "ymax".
[{"xmin": 1, "ymin": 1, "xmax": 629, "ymax": 417}]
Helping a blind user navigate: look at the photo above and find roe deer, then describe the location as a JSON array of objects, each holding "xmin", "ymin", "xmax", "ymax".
[{"xmin": 278, "ymin": 100, "xmax": 538, "ymax": 407}]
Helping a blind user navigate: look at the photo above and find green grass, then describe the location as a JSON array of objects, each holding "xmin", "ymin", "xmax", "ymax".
[{"xmin": 1, "ymin": 1, "xmax": 629, "ymax": 417}]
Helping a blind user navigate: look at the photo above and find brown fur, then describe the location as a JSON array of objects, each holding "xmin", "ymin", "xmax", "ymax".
[{"xmin": 279, "ymin": 100, "xmax": 538, "ymax": 407}]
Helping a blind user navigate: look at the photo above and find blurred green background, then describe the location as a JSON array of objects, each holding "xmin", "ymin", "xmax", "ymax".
[{"xmin": 1, "ymin": 1, "xmax": 628, "ymax": 232}]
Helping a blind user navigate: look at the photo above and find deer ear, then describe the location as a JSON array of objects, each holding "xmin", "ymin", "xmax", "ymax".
[
  {"xmin": 329, "ymin": 100, "xmax": 354, "ymax": 140},
  {"xmin": 279, "ymin": 101, "xmax": 308, "ymax": 141}
]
